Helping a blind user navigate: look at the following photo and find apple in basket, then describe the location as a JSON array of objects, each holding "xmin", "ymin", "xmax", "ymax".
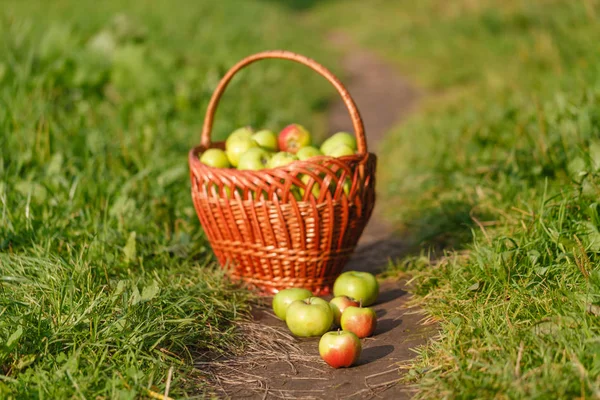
[
  {"xmin": 268, "ymin": 152, "xmax": 298, "ymax": 169},
  {"xmin": 336, "ymin": 177, "xmax": 351, "ymax": 197},
  {"xmin": 252, "ymin": 129, "xmax": 279, "ymax": 152},
  {"xmin": 296, "ymin": 146, "xmax": 323, "ymax": 160},
  {"xmin": 226, "ymin": 136, "xmax": 258, "ymax": 168},
  {"xmin": 278, "ymin": 124, "xmax": 312, "ymax": 154},
  {"xmin": 226, "ymin": 127, "xmax": 258, "ymax": 167},
  {"xmin": 325, "ymin": 144, "xmax": 355, "ymax": 158},
  {"xmin": 300, "ymin": 174, "xmax": 321, "ymax": 199},
  {"xmin": 272, "ymin": 288, "xmax": 313, "ymax": 321},
  {"xmin": 333, "ymin": 271, "xmax": 379, "ymax": 306},
  {"xmin": 319, "ymin": 330, "xmax": 362, "ymax": 368},
  {"xmin": 320, "ymin": 132, "xmax": 357, "ymax": 155},
  {"xmin": 199, "ymin": 148, "xmax": 231, "ymax": 169},
  {"xmin": 286, "ymin": 297, "xmax": 334, "ymax": 337},
  {"xmin": 340, "ymin": 305, "xmax": 377, "ymax": 338},
  {"xmin": 237, "ymin": 147, "xmax": 272, "ymax": 171},
  {"xmin": 333, "ymin": 171, "xmax": 352, "ymax": 197},
  {"xmin": 329, "ymin": 296, "xmax": 360, "ymax": 326},
  {"xmin": 227, "ymin": 126, "xmax": 254, "ymax": 142}
]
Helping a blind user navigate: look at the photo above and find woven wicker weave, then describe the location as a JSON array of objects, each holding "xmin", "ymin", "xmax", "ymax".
[{"xmin": 188, "ymin": 50, "xmax": 376, "ymax": 295}]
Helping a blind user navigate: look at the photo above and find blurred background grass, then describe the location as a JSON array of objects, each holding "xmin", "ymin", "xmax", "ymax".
[
  {"xmin": 2, "ymin": 0, "xmax": 600, "ymax": 398},
  {"xmin": 0, "ymin": 1, "xmax": 337, "ymax": 398},
  {"xmin": 307, "ymin": 1, "xmax": 600, "ymax": 398}
]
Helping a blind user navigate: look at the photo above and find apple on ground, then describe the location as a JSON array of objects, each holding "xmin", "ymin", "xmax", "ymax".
[
  {"xmin": 268, "ymin": 152, "xmax": 298, "ymax": 200},
  {"xmin": 269, "ymin": 152, "xmax": 298, "ymax": 168},
  {"xmin": 320, "ymin": 132, "xmax": 357, "ymax": 155},
  {"xmin": 278, "ymin": 124, "xmax": 312, "ymax": 154},
  {"xmin": 324, "ymin": 144, "xmax": 355, "ymax": 158},
  {"xmin": 319, "ymin": 330, "xmax": 362, "ymax": 368},
  {"xmin": 330, "ymin": 296, "xmax": 360, "ymax": 326},
  {"xmin": 272, "ymin": 288, "xmax": 312, "ymax": 321},
  {"xmin": 340, "ymin": 305, "xmax": 377, "ymax": 338},
  {"xmin": 286, "ymin": 297, "xmax": 333, "ymax": 337},
  {"xmin": 226, "ymin": 136, "xmax": 258, "ymax": 167},
  {"xmin": 237, "ymin": 147, "xmax": 272, "ymax": 171},
  {"xmin": 333, "ymin": 271, "xmax": 379, "ymax": 306},
  {"xmin": 296, "ymin": 146, "xmax": 323, "ymax": 160},
  {"xmin": 252, "ymin": 129, "xmax": 279, "ymax": 152},
  {"xmin": 200, "ymin": 148, "xmax": 231, "ymax": 168}
]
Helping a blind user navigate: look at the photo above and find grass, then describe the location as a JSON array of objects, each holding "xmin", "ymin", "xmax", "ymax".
[
  {"xmin": 306, "ymin": 0, "xmax": 600, "ymax": 398},
  {"xmin": 4, "ymin": 0, "xmax": 600, "ymax": 398},
  {"xmin": 0, "ymin": 1, "xmax": 338, "ymax": 397}
]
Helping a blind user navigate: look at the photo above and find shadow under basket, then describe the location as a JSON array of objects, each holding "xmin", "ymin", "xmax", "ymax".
[{"xmin": 188, "ymin": 50, "xmax": 377, "ymax": 295}]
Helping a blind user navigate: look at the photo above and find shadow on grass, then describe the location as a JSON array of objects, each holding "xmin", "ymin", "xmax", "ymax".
[
  {"xmin": 346, "ymin": 199, "xmax": 485, "ymax": 275},
  {"xmin": 403, "ymin": 199, "xmax": 485, "ymax": 253},
  {"xmin": 259, "ymin": 0, "xmax": 335, "ymax": 11}
]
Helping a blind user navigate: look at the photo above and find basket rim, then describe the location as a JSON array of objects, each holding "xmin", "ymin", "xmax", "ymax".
[{"xmin": 188, "ymin": 144, "xmax": 376, "ymax": 178}]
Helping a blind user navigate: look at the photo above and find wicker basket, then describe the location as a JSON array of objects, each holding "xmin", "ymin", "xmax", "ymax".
[{"xmin": 188, "ymin": 50, "xmax": 376, "ymax": 295}]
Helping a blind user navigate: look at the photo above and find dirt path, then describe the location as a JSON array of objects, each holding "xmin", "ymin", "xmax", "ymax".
[
  {"xmin": 327, "ymin": 31, "xmax": 418, "ymax": 273},
  {"xmin": 200, "ymin": 34, "xmax": 434, "ymax": 400}
]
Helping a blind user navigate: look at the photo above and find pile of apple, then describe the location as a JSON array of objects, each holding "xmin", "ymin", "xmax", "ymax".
[
  {"xmin": 272, "ymin": 271, "xmax": 379, "ymax": 369},
  {"xmin": 199, "ymin": 123, "xmax": 358, "ymax": 171}
]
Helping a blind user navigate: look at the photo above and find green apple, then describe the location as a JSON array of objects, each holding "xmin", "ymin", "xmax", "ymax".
[
  {"xmin": 286, "ymin": 297, "xmax": 334, "ymax": 337},
  {"xmin": 300, "ymin": 174, "xmax": 320, "ymax": 199},
  {"xmin": 325, "ymin": 144, "xmax": 355, "ymax": 158},
  {"xmin": 333, "ymin": 172, "xmax": 352, "ymax": 197},
  {"xmin": 252, "ymin": 129, "xmax": 279, "ymax": 152},
  {"xmin": 223, "ymin": 186, "xmax": 241, "ymax": 199},
  {"xmin": 226, "ymin": 136, "xmax": 258, "ymax": 167},
  {"xmin": 319, "ymin": 330, "xmax": 362, "ymax": 368},
  {"xmin": 253, "ymin": 190, "xmax": 269, "ymax": 201},
  {"xmin": 210, "ymin": 184, "xmax": 236, "ymax": 199},
  {"xmin": 342, "ymin": 178, "xmax": 351, "ymax": 196},
  {"xmin": 278, "ymin": 124, "xmax": 312, "ymax": 154},
  {"xmin": 291, "ymin": 187, "xmax": 303, "ymax": 202},
  {"xmin": 200, "ymin": 148, "xmax": 231, "ymax": 168},
  {"xmin": 340, "ymin": 306, "xmax": 377, "ymax": 338},
  {"xmin": 296, "ymin": 146, "xmax": 323, "ymax": 160},
  {"xmin": 269, "ymin": 152, "xmax": 298, "ymax": 168},
  {"xmin": 272, "ymin": 288, "xmax": 312, "ymax": 321},
  {"xmin": 333, "ymin": 271, "xmax": 379, "ymax": 306},
  {"xmin": 320, "ymin": 132, "xmax": 357, "ymax": 155},
  {"xmin": 226, "ymin": 126, "xmax": 254, "ymax": 144},
  {"xmin": 330, "ymin": 296, "xmax": 360, "ymax": 326},
  {"xmin": 237, "ymin": 147, "xmax": 271, "ymax": 171}
]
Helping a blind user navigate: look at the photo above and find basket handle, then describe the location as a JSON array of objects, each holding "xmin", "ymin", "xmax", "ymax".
[{"xmin": 200, "ymin": 50, "xmax": 367, "ymax": 154}]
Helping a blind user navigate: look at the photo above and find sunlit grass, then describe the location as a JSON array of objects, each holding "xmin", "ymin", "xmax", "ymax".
[
  {"xmin": 0, "ymin": 0, "xmax": 336, "ymax": 397},
  {"xmin": 309, "ymin": 0, "xmax": 600, "ymax": 398}
]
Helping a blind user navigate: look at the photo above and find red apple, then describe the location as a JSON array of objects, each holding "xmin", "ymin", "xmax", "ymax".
[
  {"xmin": 319, "ymin": 330, "xmax": 362, "ymax": 368},
  {"xmin": 278, "ymin": 124, "xmax": 312, "ymax": 154},
  {"xmin": 340, "ymin": 306, "xmax": 377, "ymax": 338},
  {"xmin": 329, "ymin": 296, "xmax": 360, "ymax": 326}
]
